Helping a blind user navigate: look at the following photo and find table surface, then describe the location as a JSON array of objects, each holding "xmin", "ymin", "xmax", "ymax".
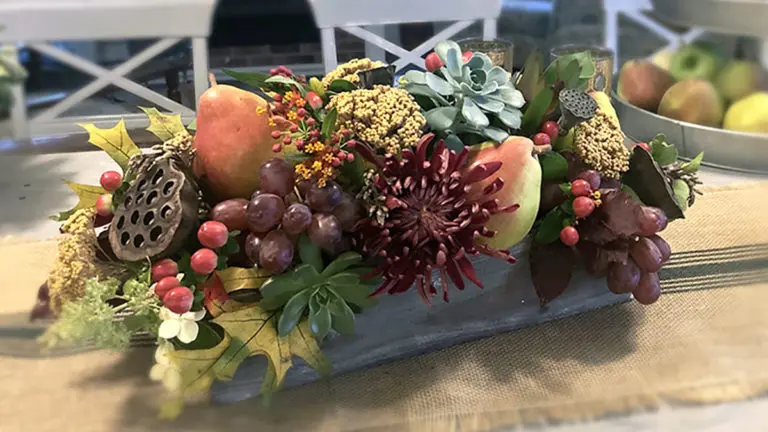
[{"xmin": 0, "ymin": 148, "xmax": 766, "ymax": 432}]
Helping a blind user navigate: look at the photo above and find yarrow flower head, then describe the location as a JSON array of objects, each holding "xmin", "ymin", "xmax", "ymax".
[{"xmin": 351, "ymin": 134, "xmax": 519, "ymax": 303}]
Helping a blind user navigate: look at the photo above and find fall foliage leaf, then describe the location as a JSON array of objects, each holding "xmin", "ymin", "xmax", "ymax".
[
  {"xmin": 78, "ymin": 120, "xmax": 141, "ymax": 171},
  {"xmin": 140, "ymin": 106, "xmax": 190, "ymax": 141},
  {"xmin": 50, "ymin": 181, "xmax": 107, "ymax": 221},
  {"xmin": 213, "ymin": 305, "xmax": 329, "ymax": 398},
  {"xmin": 167, "ymin": 331, "xmax": 237, "ymax": 396},
  {"xmin": 216, "ymin": 266, "xmax": 271, "ymax": 303}
]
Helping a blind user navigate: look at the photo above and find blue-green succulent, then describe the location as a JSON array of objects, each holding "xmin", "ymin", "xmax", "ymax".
[{"xmin": 401, "ymin": 40, "xmax": 525, "ymax": 144}]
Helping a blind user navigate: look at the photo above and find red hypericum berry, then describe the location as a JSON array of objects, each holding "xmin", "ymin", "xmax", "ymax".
[
  {"xmin": 346, "ymin": 153, "xmax": 355, "ymax": 162},
  {"xmin": 197, "ymin": 221, "xmax": 229, "ymax": 249},
  {"xmin": 462, "ymin": 51, "xmax": 473, "ymax": 63},
  {"xmin": 570, "ymin": 179, "xmax": 592, "ymax": 197},
  {"xmin": 573, "ymin": 196, "xmax": 596, "ymax": 218},
  {"xmin": 272, "ymin": 144, "xmax": 282, "ymax": 153},
  {"xmin": 99, "ymin": 170, "xmax": 122, "ymax": 192},
  {"xmin": 306, "ymin": 91, "xmax": 323, "ymax": 109},
  {"xmin": 533, "ymin": 132, "xmax": 551, "ymax": 146},
  {"xmin": 425, "ymin": 52, "xmax": 444, "ymax": 72},
  {"xmin": 151, "ymin": 258, "xmax": 179, "ymax": 282},
  {"xmin": 541, "ymin": 121, "xmax": 560, "ymax": 140},
  {"xmin": 163, "ymin": 287, "xmax": 194, "ymax": 314},
  {"xmin": 95, "ymin": 194, "xmax": 113, "ymax": 217},
  {"xmin": 306, "ymin": 117, "xmax": 316, "ymax": 127},
  {"xmin": 634, "ymin": 142, "xmax": 650, "ymax": 152},
  {"xmin": 154, "ymin": 276, "xmax": 181, "ymax": 299},
  {"xmin": 191, "ymin": 248, "xmax": 218, "ymax": 275},
  {"xmin": 560, "ymin": 226, "xmax": 580, "ymax": 246},
  {"xmin": 270, "ymin": 130, "xmax": 281, "ymax": 139}
]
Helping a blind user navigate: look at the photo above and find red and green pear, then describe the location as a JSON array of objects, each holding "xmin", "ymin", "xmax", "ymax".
[
  {"xmin": 193, "ymin": 77, "xmax": 283, "ymax": 200},
  {"xmin": 466, "ymin": 136, "xmax": 541, "ymax": 250}
]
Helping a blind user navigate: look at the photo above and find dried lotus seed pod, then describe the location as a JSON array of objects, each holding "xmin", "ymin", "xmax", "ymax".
[{"xmin": 109, "ymin": 159, "xmax": 199, "ymax": 261}]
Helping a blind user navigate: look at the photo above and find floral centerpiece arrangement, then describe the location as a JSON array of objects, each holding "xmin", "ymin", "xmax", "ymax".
[{"xmin": 34, "ymin": 40, "xmax": 703, "ymax": 416}]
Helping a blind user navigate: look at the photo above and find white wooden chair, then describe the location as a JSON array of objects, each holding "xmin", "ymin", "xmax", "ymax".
[
  {"xmin": 0, "ymin": 0, "xmax": 218, "ymax": 140},
  {"xmin": 308, "ymin": 0, "xmax": 503, "ymax": 73},
  {"xmin": 602, "ymin": 0, "xmax": 705, "ymax": 72}
]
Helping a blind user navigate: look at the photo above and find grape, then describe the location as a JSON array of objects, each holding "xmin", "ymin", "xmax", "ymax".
[
  {"xmin": 246, "ymin": 193, "xmax": 285, "ymax": 233},
  {"xmin": 540, "ymin": 182, "xmax": 567, "ymax": 213},
  {"xmin": 607, "ymin": 259, "xmax": 642, "ymax": 294},
  {"xmin": 151, "ymin": 259, "xmax": 178, "ymax": 282},
  {"xmin": 333, "ymin": 194, "xmax": 363, "ymax": 231},
  {"xmin": 306, "ymin": 181, "xmax": 343, "ymax": 213},
  {"xmin": 244, "ymin": 232, "xmax": 264, "ymax": 265},
  {"xmin": 636, "ymin": 206, "xmax": 668, "ymax": 236},
  {"xmin": 259, "ymin": 230, "xmax": 294, "ymax": 274},
  {"xmin": 259, "ymin": 158, "xmax": 295, "ymax": 197},
  {"xmin": 163, "ymin": 287, "xmax": 194, "ymax": 314},
  {"xmin": 629, "ymin": 237, "xmax": 663, "ymax": 273},
  {"xmin": 634, "ymin": 272, "xmax": 661, "ymax": 305},
  {"xmin": 155, "ymin": 276, "xmax": 181, "ymax": 299},
  {"xmin": 648, "ymin": 234, "xmax": 672, "ymax": 263},
  {"xmin": 282, "ymin": 203, "xmax": 313, "ymax": 235},
  {"xmin": 211, "ymin": 199, "xmax": 249, "ymax": 231},
  {"xmin": 198, "ymin": 221, "xmax": 229, "ymax": 249},
  {"xmin": 600, "ymin": 178, "xmax": 621, "ymax": 190},
  {"xmin": 541, "ymin": 121, "xmax": 559, "ymax": 140},
  {"xmin": 308, "ymin": 214, "xmax": 342, "ymax": 251},
  {"xmin": 284, "ymin": 192, "xmax": 301, "ymax": 206},
  {"xmin": 191, "ymin": 248, "xmax": 218, "ymax": 275},
  {"xmin": 327, "ymin": 235, "xmax": 353, "ymax": 256},
  {"xmin": 577, "ymin": 170, "xmax": 601, "ymax": 191}
]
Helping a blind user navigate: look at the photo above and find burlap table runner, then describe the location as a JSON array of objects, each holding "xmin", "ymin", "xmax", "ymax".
[{"xmin": 1, "ymin": 182, "xmax": 767, "ymax": 432}]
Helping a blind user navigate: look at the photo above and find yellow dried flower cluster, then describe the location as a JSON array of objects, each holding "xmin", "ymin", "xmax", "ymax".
[
  {"xmin": 574, "ymin": 110, "xmax": 630, "ymax": 179},
  {"xmin": 327, "ymin": 86, "xmax": 426, "ymax": 154},
  {"xmin": 321, "ymin": 58, "xmax": 385, "ymax": 87},
  {"xmin": 48, "ymin": 208, "xmax": 101, "ymax": 312}
]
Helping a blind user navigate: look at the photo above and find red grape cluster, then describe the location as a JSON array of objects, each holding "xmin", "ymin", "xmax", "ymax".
[
  {"xmin": 533, "ymin": 120, "xmax": 560, "ymax": 147},
  {"xmin": 209, "ymin": 158, "xmax": 362, "ymax": 275}
]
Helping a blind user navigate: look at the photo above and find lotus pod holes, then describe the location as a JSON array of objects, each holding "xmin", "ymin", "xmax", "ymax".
[
  {"xmin": 109, "ymin": 159, "xmax": 199, "ymax": 261},
  {"xmin": 558, "ymin": 89, "xmax": 598, "ymax": 134}
]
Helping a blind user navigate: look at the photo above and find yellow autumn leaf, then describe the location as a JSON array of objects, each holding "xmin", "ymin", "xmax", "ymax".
[
  {"xmin": 78, "ymin": 119, "xmax": 141, "ymax": 171},
  {"xmin": 140, "ymin": 106, "xmax": 190, "ymax": 141},
  {"xmin": 213, "ymin": 306, "xmax": 329, "ymax": 397},
  {"xmin": 51, "ymin": 181, "xmax": 107, "ymax": 221},
  {"xmin": 206, "ymin": 297, "xmax": 249, "ymax": 318},
  {"xmin": 167, "ymin": 331, "xmax": 233, "ymax": 396},
  {"xmin": 217, "ymin": 267, "xmax": 271, "ymax": 295}
]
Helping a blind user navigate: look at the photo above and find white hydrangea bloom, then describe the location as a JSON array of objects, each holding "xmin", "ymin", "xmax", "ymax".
[
  {"xmin": 158, "ymin": 307, "xmax": 205, "ymax": 344},
  {"xmin": 149, "ymin": 341, "xmax": 182, "ymax": 391}
]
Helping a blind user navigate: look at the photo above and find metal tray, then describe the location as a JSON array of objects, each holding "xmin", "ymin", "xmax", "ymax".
[
  {"xmin": 211, "ymin": 238, "xmax": 630, "ymax": 405},
  {"xmin": 651, "ymin": 0, "xmax": 768, "ymax": 38},
  {"xmin": 612, "ymin": 92, "xmax": 768, "ymax": 174}
]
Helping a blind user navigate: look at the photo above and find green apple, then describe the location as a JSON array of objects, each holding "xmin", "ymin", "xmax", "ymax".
[{"xmin": 669, "ymin": 45, "xmax": 720, "ymax": 82}]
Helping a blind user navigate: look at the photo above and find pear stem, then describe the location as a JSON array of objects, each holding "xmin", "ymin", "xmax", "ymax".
[{"xmin": 208, "ymin": 73, "xmax": 217, "ymax": 87}]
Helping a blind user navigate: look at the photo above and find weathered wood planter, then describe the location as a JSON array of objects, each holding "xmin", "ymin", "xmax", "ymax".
[{"xmin": 211, "ymin": 238, "xmax": 630, "ymax": 404}]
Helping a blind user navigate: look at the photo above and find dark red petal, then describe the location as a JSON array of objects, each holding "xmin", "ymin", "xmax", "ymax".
[
  {"xmin": 445, "ymin": 258, "xmax": 465, "ymax": 291},
  {"xmin": 464, "ymin": 161, "xmax": 502, "ymax": 184},
  {"xmin": 456, "ymin": 255, "xmax": 483, "ymax": 288},
  {"xmin": 439, "ymin": 267, "xmax": 450, "ymax": 302}
]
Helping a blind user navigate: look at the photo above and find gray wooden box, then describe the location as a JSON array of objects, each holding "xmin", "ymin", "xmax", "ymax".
[{"xmin": 211, "ymin": 239, "xmax": 630, "ymax": 404}]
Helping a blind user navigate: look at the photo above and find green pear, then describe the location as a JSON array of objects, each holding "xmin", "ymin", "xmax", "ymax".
[
  {"xmin": 617, "ymin": 59, "xmax": 675, "ymax": 112},
  {"xmin": 716, "ymin": 60, "xmax": 764, "ymax": 103},
  {"xmin": 658, "ymin": 79, "xmax": 724, "ymax": 127},
  {"xmin": 669, "ymin": 45, "xmax": 720, "ymax": 82},
  {"xmin": 465, "ymin": 137, "xmax": 541, "ymax": 250},
  {"xmin": 723, "ymin": 92, "xmax": 768, "ymax": 133}
]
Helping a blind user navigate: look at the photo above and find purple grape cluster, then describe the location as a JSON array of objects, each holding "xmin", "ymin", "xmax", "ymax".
[{"xmin": 210, "ymin": 158, "xmax": 362, "ymax": 275}]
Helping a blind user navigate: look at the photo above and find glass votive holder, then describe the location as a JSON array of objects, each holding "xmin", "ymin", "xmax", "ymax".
[
  {"xmin": 550, "ymin": 44, "xmax": 614, "ymax": 93},
  {"xmin": 458, "ymin": 39, "xmax": 514, "ymax": 72}
]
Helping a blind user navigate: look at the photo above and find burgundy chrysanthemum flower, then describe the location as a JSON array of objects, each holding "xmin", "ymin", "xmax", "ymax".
[{"xmin": 350, "ymin": 133, "xmax": 519, "ymax": 304}]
